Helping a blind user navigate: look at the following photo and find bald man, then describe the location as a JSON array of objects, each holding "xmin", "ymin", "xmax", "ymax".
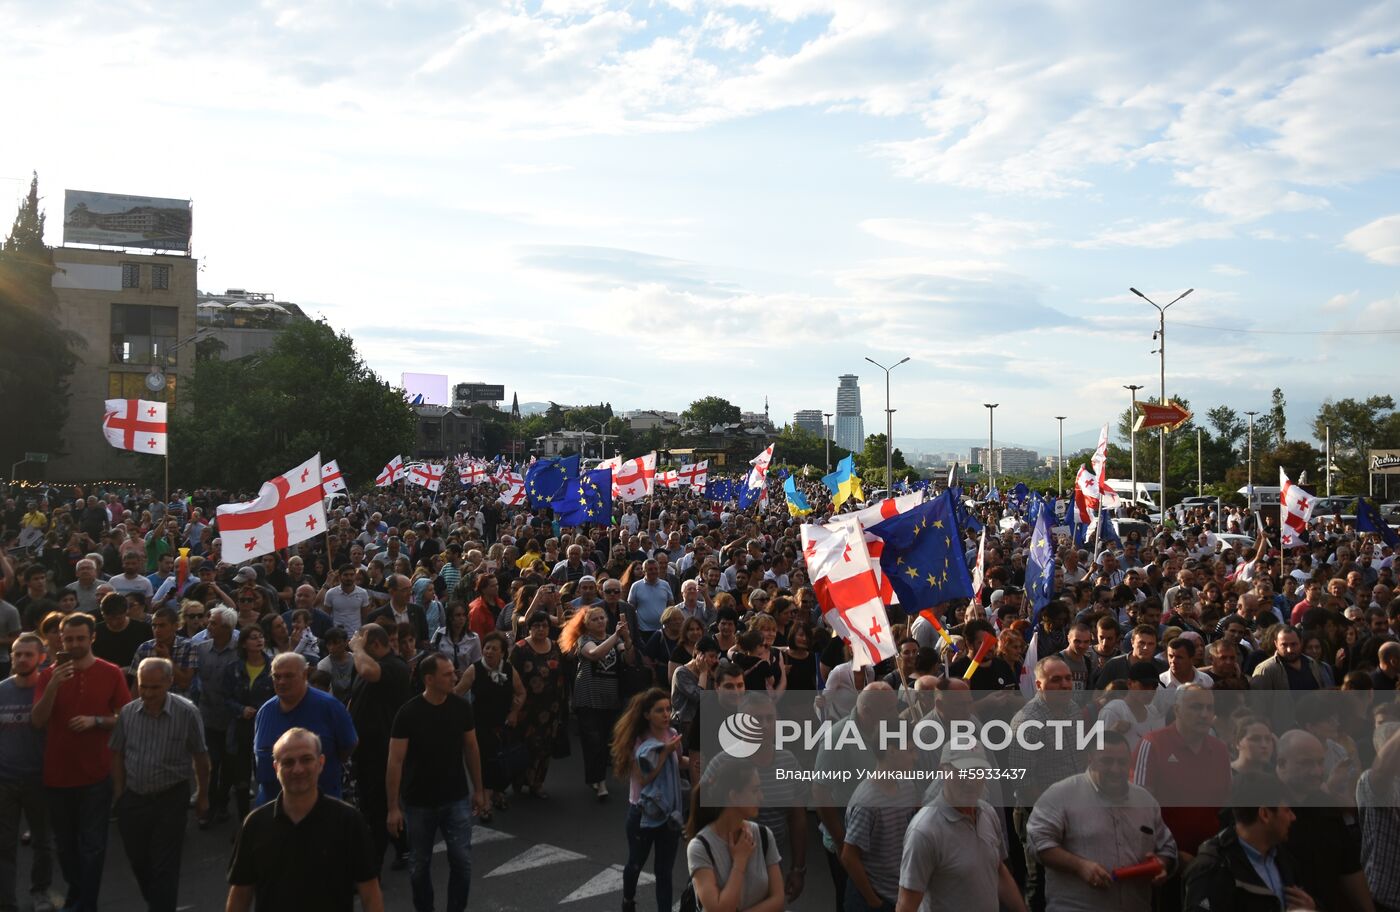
[{"xmin": 1275, "ymin": 730, "xmax": 1372, "ymax": 912}]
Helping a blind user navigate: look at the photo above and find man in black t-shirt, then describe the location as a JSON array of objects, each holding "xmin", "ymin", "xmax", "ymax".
[
  {"xmin": 387, "ymin": 653, "xmax": 486, "ymax": 912},
  {"xmin": 227, "ymin": 726, "xmax": 382, "ymax": 911},
  {"xmin": 91, "ymin": 593, "xmax": 153, "ymax": 677},
  {"xmin": 348, "ymin": 624, "xmax": 412, "ymax": 871}
]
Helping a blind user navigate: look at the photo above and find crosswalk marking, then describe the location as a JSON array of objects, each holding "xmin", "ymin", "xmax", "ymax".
[
  {"xmin": 486, "ymin": 843, "xmax": 588, "ymax": 877},
  {"xmin": 560, "ymin": 864, "xmax": 654, "ymax": 903}
]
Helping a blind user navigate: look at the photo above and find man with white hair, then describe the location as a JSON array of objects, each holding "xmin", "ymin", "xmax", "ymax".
[
  {"xmin": 110, "ymin": 657, "xmax": 208, "ymax": 912},
  {"xmin": 674, "ymin": 578, "xmax": 715, "ymax": 628},
  {"xmin": 252, "ymin": 652, "xmax": 358, "ymax": 806},
  {"xmin": 64, "ymin": 559, "xmax": 103, "ymax": 615}
]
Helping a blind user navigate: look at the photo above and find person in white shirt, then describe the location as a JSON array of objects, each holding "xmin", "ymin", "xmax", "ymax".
[{"xmin": 320, "ymin": 564, "xmax": 371, "ymax": 633}]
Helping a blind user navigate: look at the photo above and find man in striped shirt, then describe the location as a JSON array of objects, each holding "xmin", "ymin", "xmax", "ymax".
[{"xmin": 110, "ymin": 656, "xmax": 209, "ymax": 912}]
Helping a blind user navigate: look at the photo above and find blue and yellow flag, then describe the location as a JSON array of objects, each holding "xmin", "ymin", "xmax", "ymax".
[
  {"xmin": 822, "ymin": 455, "xmax": 863, "ymax": 510},
  {"xmin": 783, "ymin": 476, "xmax": 813, "ymax": 517}
]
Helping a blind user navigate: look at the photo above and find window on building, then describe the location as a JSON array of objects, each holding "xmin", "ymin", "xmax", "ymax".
[
  {"xmin": 121, "ymin": 263, "xmax": 141, "ymax": 289},
  {"xmin": 110, "ymin": 303, "xmax": 179, "ymax": 366},
  {"xmin": 151, "ymin": 264, "xmax": 170, "ymax": 290}
]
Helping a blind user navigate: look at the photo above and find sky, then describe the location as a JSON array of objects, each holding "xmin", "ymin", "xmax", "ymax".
[{"xmin": 5, "ymin": 0, "xmax": 1400, "ymax": 452}]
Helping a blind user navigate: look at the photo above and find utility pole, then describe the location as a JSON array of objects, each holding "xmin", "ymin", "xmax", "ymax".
[
  {"xmin": 1055, "ymin": 416, "xmax": 1067, "ymax": 498},
  {"xmin": 1196, "ymin": 427, "xmax": 1203, "ymax": 496},
  {"xmin": 865, "ymin": 356, "xmax": 910, "ymax": 492},
  {"xmin": 823, "ymin": 413, "xmax": 833, "ymax": 474},
  {"xmin": 1125, "ymin": 384, "xmax": 1143, "ymax": 514},
  {"xmin": 983, "ymin": 403, "xmax": 999, "ymax": 493},
  {"xmin": 1325, "ymin": 425, "xmax": 1331, "ymax": 496},
  {"xmin": 1245, "ymin": 410, "xmax": 1259, "ymax": 507},
  {"xmin": 1131, "ymin": 287, "xmax": 1193, "ymax": 518}
]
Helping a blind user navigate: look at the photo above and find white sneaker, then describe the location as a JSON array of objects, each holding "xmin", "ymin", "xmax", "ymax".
[{"xmin": 597, "ymin": 781, "xmax": 609, "ymax": 799}]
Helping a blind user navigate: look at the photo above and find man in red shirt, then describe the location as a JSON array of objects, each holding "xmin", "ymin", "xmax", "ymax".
[
  {"xmin": 1131, "ymin": 684, "xmax": 1230, "ymax": 912},
  {"xmin": 31, "ymin": 613, "xmax": 131, "ymax": 912}
]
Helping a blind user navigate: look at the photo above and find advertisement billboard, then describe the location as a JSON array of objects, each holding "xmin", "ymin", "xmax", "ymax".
[
  {"xmin": 63, "ymin": 190, "xmax": 193, "ymax": 252},
  {"xmin": 402, "ymin": 373, "xmax": 450, "ymax": 406},
  {"xmin": 1370, "ymin": 449, "xmax": 1400, "ymax": 475},
  {"xmin": 453, "ymin": 383, "xmax": 505, "ymax": 404}
]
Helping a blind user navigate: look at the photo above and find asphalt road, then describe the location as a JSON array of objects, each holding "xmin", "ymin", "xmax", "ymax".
[{"xmin": 14, "ymin": 746, "xmax": 836, "ymax": 912}]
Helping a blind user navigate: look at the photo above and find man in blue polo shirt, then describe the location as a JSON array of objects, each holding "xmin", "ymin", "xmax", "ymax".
[
  {"xmin": 252, "ymin": 653, "xmax": 357, "ymax": 806},
  {"xmin": 626, "ymin": 558, "xmax": 673, "ymax": 635}
]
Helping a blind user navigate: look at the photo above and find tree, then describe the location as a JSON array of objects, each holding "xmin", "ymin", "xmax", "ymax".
[
  {"xmin": 1257, "ymin": 441, "xmax": 1324, "ymax": 488},
  {"xmin": 775, "ymin": 424, "xmax": 850, "ymax": 472},
  {"xmin": 170, "ymin": 319, "xmax": 415, "ymax": 490},
  {"xmin": 1206, "ymin": 406, "xmax": 1245, "ymax": 459},
  {"xmin": 1312, "ymin": 396, "xmax": 1398, "ymax": 494},
  {"xmin": 0, "ymin": 173, "xmax": 82, "ymax": 473},
  {"xmin": 681, "ymin": 396, "xmax": 741, "ymax": 428},
  {"xmin": 1255, "ymin": 387, "xmax": 1287, "ymax": 450},
  {"xmin": 857, "ymin": 433, "xmax": 907, "ymax": 474}
]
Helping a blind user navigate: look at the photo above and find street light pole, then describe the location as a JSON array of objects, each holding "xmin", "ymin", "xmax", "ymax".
[
  {"xmin": 983, "ymin": 403, "xmax": 999, "ymax": 492},
  {"xmin": 1055, "ymin": 416, "xmax": 1067, "ymax": 498},
  {"xmin": 865, "ymin": 356, "xmax": 910, "ymax": 492},
  {"xmin": 1125, "ymin": 384, "xmax": 1143, "ymax": 514},
  {"xmin": 1131, "ymin": 286, "xmax": 1193, "ymax": 518},
  {"xmin": 1245, "ymin": 410, "xmax": 1259, "ymax": 506},
  {"xmin": 1325, "ymin": 425, "xmax": 1331, "ymax": 496},
  {"xmin": 1196, "ymin": 427, "xmax": 1203, "ymax": 496},
  {"xmin": 823, "ymin": 413, "xmax": 833, "ymax": 474}
]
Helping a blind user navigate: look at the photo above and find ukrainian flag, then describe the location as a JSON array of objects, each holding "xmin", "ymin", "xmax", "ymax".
[
  {"xmin": 822, "ymin": 455, "xmax": 863, "ymax": 510},
  {"xmin": 784, "ymin": 476, "xmax": 813, "ymax": 517}
]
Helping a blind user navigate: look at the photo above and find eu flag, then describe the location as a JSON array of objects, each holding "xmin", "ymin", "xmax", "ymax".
[
  {"xmin": 950, "ymin": 487, "xmax": 983, "ymax": 535},
  {"xmin": 1011, "ymin": 482, "xmax": 1030, "ymax": 510},
  {"xmin": 868, "ymin": 489, "xmax": 974, "ymax": 612},
  {"xmin": 1095, "ymin": 507, "xmax": 1122, "ymax": 549},
  {"xmin": 553, "ymin": 467, "xmax": 613, "ymax": 527},
  {"xmin": 525, "ymin": 455, "xmax": 579, "ymax": 507},
  {"xmin": 738, "ymin": 479, "xmax": 766, "ymax": 509},
  {"xmin": 1026, "ymin": 507, "xmax": 1056, "ymax": 623},
  {"xmin": 1357, "ymin": 496, "xmax": 1400, "ymax": 548}
]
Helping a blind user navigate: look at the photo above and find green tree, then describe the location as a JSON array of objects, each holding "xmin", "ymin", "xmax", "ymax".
[
  {"xmin": 1312, "ymin": 396, "xmax": 1398, "ymax": 493},
  {"xmin": 857, "ymin": 433, "xmax": 907, "ymax": 474},
  {"xmin": 775, "ymin": 424, "xmax": 850, "ymax": 472},
  {"xmin": 681, "ymin": 396, "xmax": 741, "ymax": 428},
  {"xmin": 1206, "ymin": 406, "xmax": 1245, "ymax": 459},
  {"xmin": 1255, "ymin": 387, "xmax": 1287, "ymax": 449},
  {"xmin": 1257, "ymin": 440, "xmax": 1324, "ymax": 487},
  {"xmin": 170, "ymin": 319, "xmax": 414, "ymax": 490},
  {"xmin": 0, "ymin": 173, "xmax": 82, "ymax": 473}
]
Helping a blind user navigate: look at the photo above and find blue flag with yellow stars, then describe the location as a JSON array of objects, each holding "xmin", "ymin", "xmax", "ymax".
[
  {"xmin": 525, "ymin": 455, "xmax": 579, "ymax": 507},
  {"xmin": 1357, "ymin": 496, "xmax": 1400, "ymax": 548},
  {"xmin": 950, "ymin": 487, "xmax": 982, "ymax": 535},
  {"xmin": 868, "ymin": 488, "xmax": 974, "ymax": 611},
  {"xmin": 553, "ymin": 467, "xmax": 612, "ymax": 526},
  {"xmin": 1026, "ymin": 506, "xmax": 1056, "ymax": 623}
]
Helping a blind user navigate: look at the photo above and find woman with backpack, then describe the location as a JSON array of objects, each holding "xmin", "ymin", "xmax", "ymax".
[
  {"xmin": 612, "ymin": 687, "xmax": 687, "ymax": 912},
  {"xmin": 684, "ymin": 759, "xmax": 783, "ymax": 912}
]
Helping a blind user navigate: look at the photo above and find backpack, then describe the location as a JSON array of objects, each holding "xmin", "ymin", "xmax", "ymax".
[{"xmin": 678, "ymin": 825, "xmax": 770, "ymax": 912}]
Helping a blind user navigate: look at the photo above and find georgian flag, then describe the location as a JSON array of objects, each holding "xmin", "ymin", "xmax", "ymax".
[
  {"xmin": 1280, "ymin": 467, "xmax": 1315, "ymax": 549},
  {"xmin": 408, "ymin": 463, "xmax": 445, "ymax": 492},
  {"xmin": 1091, "ymin": 424, "xmax": 1119, "ymax": 509},
  {"xmin": 102, "ymin": 398, "xmax": 167, "ymax": 456},
  {"xmin": 800, "ymin": 519, "xmax": 896, "ymax": 670},
  {"xmin": 614, "ymin": 452, "xmax": 657, "ymax": 502},
  {"xmin": 498, "ymin": 472, "xmax": 526, "ymax": 506},
  {"xmin": 459, "ymin": 461, "xmax": 490, "ymax": 486},
  {"xmin": 216, "ymin": 454, "xmax": 327, "ymax": 561},
  {"xmin": 678, "ymin": 460, "xmax": 709, "ymax": 492},
  {"xmin": 658, "ymin": 469, "xmax": 680, "ymax": 488},
  {"xmin": 321, "ymin": 460, "xmax": 347, "ymax": 494},
  {"xmin": 1074, "ymin": 465, "xmax": 1100, "ymax": 524},
  {"xmin": 747, "ymin": 443, "xmax": 775, "ymax": 489},
  {"xmin": 376, "ymin": 456, "xmax": 405, "ymax": 487}
]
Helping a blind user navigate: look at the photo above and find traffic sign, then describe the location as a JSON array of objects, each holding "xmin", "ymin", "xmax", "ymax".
[
  {"xmin": 967, "ymin": 463, "xmax": 983, "ymax": 473},
  {"xmin": 24, "ymin": 453, "xmax": 47, "ymax": 463}
]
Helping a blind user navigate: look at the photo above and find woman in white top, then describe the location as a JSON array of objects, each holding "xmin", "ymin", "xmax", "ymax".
[{"xmin": 686, "ymin": 760, "xmax": 784, "ymax": 912}]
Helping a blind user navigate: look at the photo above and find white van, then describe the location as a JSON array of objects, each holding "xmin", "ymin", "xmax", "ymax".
[
  {"xmin": 1236, "ymin": 485, "xmax": 1282, "ymax": 512},
  {"xmin": 1103, "ymin": 479, "xmax": 1161, "ymax": 512}
]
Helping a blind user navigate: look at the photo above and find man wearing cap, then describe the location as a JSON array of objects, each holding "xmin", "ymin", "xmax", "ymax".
[
  {"xmin": 1027, "ymin": 731, "xmax": 1176, "ymax": 912},
  {"xmin": 897, "ymin": 744, "xmax": 1027, "ymax": 912},
  {"xmin": 569, "ymin": 576, "xmax": 603, "ymax": 611}
]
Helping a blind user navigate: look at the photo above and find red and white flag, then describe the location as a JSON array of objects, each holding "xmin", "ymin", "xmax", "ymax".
[
  {"xmin": 376, "ymin": 456, "xmax": 405, "ymax": 487},
  {"xmin": 971, "ymin": 527, "xmax": 988, "ymax": 595},
  {"xmin": 678, "ymin": 460, "xmax": 709, "ymax": 491},
  {"xmin": 1280, "ymin": 467, "xmax": 1314, "ymax": 548},
  {"xmin": 831, "ymin": 492, "xmax": 925, "ymax": 605},
  {"xmin": 747, "ymin": 443, "xmax": 775, "ymax": 489},
  {"xmin": 614, "ymin": 452, "xmax": 657, "ymax": 502},
  {"xmin": 1074, "ymin": 465, "xmax": 1100, "ymax": 524},
  {"xmin": 498, "ymin": 472, "xmax": 526, "ymax": 506},
  {"xmin": 321, "ymin": 460, "xmax": 347, "ymax": 494},
  {"xmin": 408, "ymin": 463, "xmax": 445, "ymax": 492},
  {"xmin": 1091, "ymin": 424, "xmax": 1119, "ymax": 509},
  {"xmin": 459, "ymin": 461, "xmax": 489, "ymax": 486},
  {"xmin": 657, "ymin": 469, "xmax": 680, "ymax": 488},
  {"xmin": 799, "ymin": 519, "xmax": 896, "ymax": 669},
  {"xmin": 216, "ymin": 454, "xmax": 328, "ymax": 561},
  {"xmin": 102, "ymin": 398, "xmax": 167, "ymax": 456}
]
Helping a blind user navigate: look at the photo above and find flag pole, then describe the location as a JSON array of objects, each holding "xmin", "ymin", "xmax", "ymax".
[{"xmin": 164, "ymin": 452, "xmax": 170, "ymax": 519}]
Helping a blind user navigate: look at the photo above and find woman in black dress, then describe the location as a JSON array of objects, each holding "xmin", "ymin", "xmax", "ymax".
[{"xmin": 455, "ymin": 631, "xmax": 524, "ymax": 820}]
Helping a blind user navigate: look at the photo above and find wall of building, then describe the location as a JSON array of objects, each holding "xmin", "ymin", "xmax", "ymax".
[{"xmin": 48, "ymin": 247, "xmax": 197, "ymax": 481}]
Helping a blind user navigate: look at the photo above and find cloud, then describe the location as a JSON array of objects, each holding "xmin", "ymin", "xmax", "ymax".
[
  {"xmin": 1323, "ymin": 290, "xmax": 1358, "ymax": 311},
  {"xmin": 1075, "ymin": 218, "xmax": 1236, "ymax": 249},
  {"xmin": 515, "ymin": 245, "xmax": 742, "ymax": 295},
  {"xmin": 1210, "ymin": 264, "xmax": 1247, "ymax": 277},
  {"xmin": 1342, "ymin": 214, "xmax": 1400, "ymax": 265},
  {"xmin": 858, "ymin": 214, "xmax": 1047, "ymax": 255}
]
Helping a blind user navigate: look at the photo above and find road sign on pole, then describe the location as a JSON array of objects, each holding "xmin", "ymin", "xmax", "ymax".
[{"xmin": 24, "ymin": 453, "xmax": 48, "ymax": 463}]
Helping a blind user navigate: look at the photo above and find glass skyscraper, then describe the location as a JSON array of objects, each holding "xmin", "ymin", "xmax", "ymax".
[{"xmin": 835, "ymin": 374, "xmax": 864, "ymax": 453}]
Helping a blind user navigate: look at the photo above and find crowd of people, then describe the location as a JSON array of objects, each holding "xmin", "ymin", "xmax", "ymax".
[{"xmin": 0, "ymin": 472, "xmax": 1398, "ymax": 912}]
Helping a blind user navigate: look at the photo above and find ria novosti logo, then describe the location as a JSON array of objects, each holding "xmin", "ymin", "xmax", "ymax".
[{"xmin": 717, "ymin": 712, "xmax": 765, "ymax": 759}]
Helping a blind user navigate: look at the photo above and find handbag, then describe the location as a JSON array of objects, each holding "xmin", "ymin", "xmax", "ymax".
[{"xmin": 485, "ymin": 727, "xmax": 532, "ymax": 789}]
